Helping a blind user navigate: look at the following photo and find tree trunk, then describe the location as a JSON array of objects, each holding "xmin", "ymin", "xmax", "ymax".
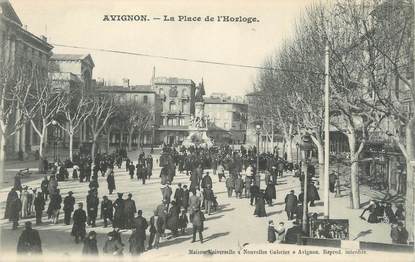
[
  {"xmin": 286, "ymin": 136, "xmax": 293, "ymax": 163},
  {"xmin": 69, "ymin": 133, "xmax": 73, "ymax": 162},
  {"xmin": 137, "ymin": 132, "xmax": 142, "ymax": 152},
  {"xmin": 405, "ymin": 118, "xmax": 414, "ymax": 243},
  {"xmin": 128, "ymin": 129, "xmax": 134, "ymax": 152},
  {"xmin": 39, "ymin": 125, "xmax": 46, "ymax": 159},
  {"xmin": 311, "ymin": 135, "xmax": 325, "ymax": 189},
  {"xmin": 0, "ymin": 131, "xmax": 5, "ymax": 164},
  {"xmin": 347, "ymin": 132, "xmax": 360, "ymax": 209},
  {"xmin": 107, "ymin": 130, "xmax": 110, "ymax": 153},
  {"xmin": 91, "ymin": 134, "xmax": 98, "ymax": 162}
]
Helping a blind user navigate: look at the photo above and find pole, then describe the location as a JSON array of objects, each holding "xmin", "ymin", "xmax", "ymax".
[
  {"xmin": 296, "ymin": 144, "xmax": 299, "ymax": 165},
  {"xmin": 324, "ymin": 44, "xmax": 330, "ymax": 219},
  {"xmin": 256, "ymin": 131, "xmax": 260, "ymax": 188},
  {"xmin": 302, "ymin": 159, "xmax": 308, "ymax": 233},
  {"xmin": 53, "ymin": 126, "xmax": 56, "ymax": 162}
]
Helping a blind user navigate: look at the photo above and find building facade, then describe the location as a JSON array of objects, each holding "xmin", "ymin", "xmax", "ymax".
[
  {"xmin": 204, "ymin": 95, "xmax": 248, "ymax": 145},
  {"xmin": 0, "ymin": 0, "xmax": 53, "ymax": 159},
  {"xmin": 96, "ymin": 79, "xmax": 162, "ymax": 150},
  {"xmin": 152, "ymin": 76, "xmax": 197, "ymax": 145}
]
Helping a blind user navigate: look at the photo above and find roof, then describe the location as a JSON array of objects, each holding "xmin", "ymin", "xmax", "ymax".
[
  {"xmin": 51, "ymin": 54, "xmax": 95, "ymax": 67},
  {"xmin": 49, "ymin": 72, "xmax": 83, "ymax": 83},
  {"xmin": 97, "ymin": 85, "xmax": 155, "ymax": 93},
  {"xmin": 245, "ymin": 90, "xmax": 265, "ymax": 97},
  {"xmin": 153, "ymin": 77, "xmax": 195, "ymax": 85},
  {"xmin": 0, "ymin": 0, "xmax": 22, "ymax": 26},
  {"xmin": 204, "ymin": 97, "xmax": 247, "ymax": 105}
]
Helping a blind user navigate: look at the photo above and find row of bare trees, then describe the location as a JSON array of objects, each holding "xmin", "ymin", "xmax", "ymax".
[
  {"xmin": 0, "ymin": 58, "xmax": 153, "ymax": 165},
  {"xmin": 250, "ymin": 0, "xmax": 414, "ymax": 240}
]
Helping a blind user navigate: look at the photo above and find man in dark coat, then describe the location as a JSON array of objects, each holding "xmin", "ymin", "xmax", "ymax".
[
  {"xmin": 63, "ymin": 191, "xmax": 75, "ymax": 225},
  {"xmin": 307, "ymin": 182, "xmax": 320, "ymax": 206},
  {"xmin": 329, "ymin": 173, "xmax": 337, "ymax": 193},
  {"xmin": 234, "ymin": 175, "xmax": 244, "ymax": 199},
  {"xmin": 203, "ymin": 184, "xmax": 215, "ymax": 215},
  {"xmin": 10, "ymin": 196, "xmax": 22, "ymax": 229},
  {"xmin": 72, "ymin": 203, "xmax": 87, "ymax": 243},
  {"xmin": 82, "ymin": 231, "xmax": 98, "ymax": 255},
  {"xmin": 34, "ymin": 192, "xmax": 45, "ymax": 225},
  {"xmin": 264, "ymin": 181, "xmax": 276, "ymax": 206},
  {"xmin": 254, "ymin": 191, "xmax": 267, "ymax": 217},
  {"xmin": 174, "ymin": 183, "xmax": 184, "ymax": 208},
  {"xmin": 128, "ymin": 163, "xmax": 135, "ymax": 179},
  {"xmin": 166, "ymin": 201, "xmax": 180, "ymax": 237},
  {"xmin": 124, "ymin": 193, "xmax": 137, "ymax": 229},
  {"xmin": 130, "ymin": 210, "xmax": 148, "ymax": 255},
  {"xmin": 250, "ymin": 182, "xmax": 260, "ymax": 206},
  {"xmin": 189, "ymin": 170, "xmax": 200, "ymax": 193},
  {"xmin": 201, "ymin": 172, "xmax": 213, "ymax": 190},
  {"xmin": 106, "ymin": 169, "xmax": 116, "ymax": 194},
  {"xmin": 182, "ymin": 185, "xmax": 190, "ymax": 211},
  {"xmin": 4, "ymin": 187, "xmax": 18, "ymax": 219},
  {"xmin": 40, "ymin": 176, "xmax": 49, "ymax": 201},
  {"xmin": 17, "ymin": 222, "xmax": 42, "ymax": 254},
  {"xmin": 14, "ymin": 172, "xmax": 22, "ymax": 192},
  {"xmin": 113, "ymin": 193, "xmax": 125, "ymax": 229},
  {"xmin": 101, "ymin": 195, "xmax": 114, "ymax": 228},
  {"xmin": 191, "ymin": 207, "xmax": 205, "ymax": 243},
  {"xmin": 47, "ymin": 189, "xmax": 62, "ymax": 224},
  {"xmin": 284, "ymin": 190, "xmax": 298, "ymax": 220},
  {"xmin": 86, "ymin": 191, "xmax": 99, "ymax": 227}
]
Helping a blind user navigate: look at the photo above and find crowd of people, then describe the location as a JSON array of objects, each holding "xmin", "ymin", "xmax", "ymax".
[{"xmin": 3, "ymin": 143, "xmax": 411, "ymax": 256}]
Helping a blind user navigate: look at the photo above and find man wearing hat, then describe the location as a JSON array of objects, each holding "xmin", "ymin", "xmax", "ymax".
[
  {"xmin": 86, "ymin": 190, "xmax": 99, "ymax": 227},
  {"xmin": 113, "ymin": 193, "xmax": 125, "ymax": 229},
  {"xmin": 124, "ymin": 193, "xmax": 137, "ymax": 229},
  {"xmin": 101, "ymin": 195, "xmax": 113, "ymax": 228},
  {"xmin": 17, "ymin": 221, "xmax": 42, "ymax": 254},
  {"xmin": 191, "ymin": 207, "xmax": 205, "ymax": 243},
  {"xmin": 284, "ymin": 190, "xmax": 298, "ymax": 220},
  {"xmin": 72, "ymin": 202, "xmax": 87, "ymax": 243},
  {"xmin": 174, "ymin": 183, "xmax": 184, "ymax": 208},
  {"xmin": 63, "ymin": 191, "xmax": 75, "ymax": 225}
]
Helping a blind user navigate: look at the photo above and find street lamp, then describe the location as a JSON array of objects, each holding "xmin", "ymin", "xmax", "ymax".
[
  {"xmin": 51, "ymin": 120, "xmax": 57, "ymax": 162},
  {"xmin": 151, "ymin": 124, "xmax": 156, "ymax": 153},
  {"xmin": 300, "ymin": 134, "xmax": 313, "ymax": 234}
]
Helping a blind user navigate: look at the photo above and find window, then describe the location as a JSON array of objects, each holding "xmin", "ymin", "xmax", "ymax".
[
  {"xmin": 143, "ymin": 95, "xmax": 148, "ymax": 104},
  {"xmin": 169, "ymin": 101, "xmax": 176, "ymax": 112}
]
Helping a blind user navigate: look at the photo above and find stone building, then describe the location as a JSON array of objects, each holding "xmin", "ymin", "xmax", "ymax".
[
  {"xmin": 48, "ymin": 53, "xmax": 95, "ymax": 152},
  {"xmin": 204, "ymin": 95, "xmax": 248, "ymax": 145},
  {"xmin": 152, "ymin": 76, "xmax": 198, "ymax": 145},
  {"xmin": 0, "ymin": 0, "xmax": 53, "ymax": 159},
  {"xmin": 96, "ymin": 78, "xmax": 162, "ymax": 150}
]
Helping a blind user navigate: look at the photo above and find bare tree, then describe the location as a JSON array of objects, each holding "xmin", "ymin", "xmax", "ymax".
[
  {"xmin": 56, "ymin": 92, "xmax": 93, "ymax": 162},
  {"xmin": 88, "ymin": 95, "xmax": 116, "ymax": 161},
  {"xmin": 14, "ymin": 64, "xmax": 64, "ymax": 170},
  {"xmin": 0, "ymin": 61, "xmax": 29, "ymax": 162}
]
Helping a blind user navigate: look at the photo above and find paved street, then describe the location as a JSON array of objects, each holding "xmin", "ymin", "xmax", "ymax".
[{"xmin": 0, "ymin": 149, "xmax": 397, "ymax": 258}]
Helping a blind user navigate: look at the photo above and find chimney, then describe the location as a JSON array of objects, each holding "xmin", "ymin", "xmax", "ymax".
[
  {"xmin": 40, "ymin": 35, "xmax": 47, "ymax": 42},
  {"xmin": 122, "ymin": 78, "xmax": 130, "ymax": 88},
  {"xmin": 24, "ymin": 25, "xmax": 28, "ymax": 30}
]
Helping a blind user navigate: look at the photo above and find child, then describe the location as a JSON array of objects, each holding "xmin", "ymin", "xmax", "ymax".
[
  {"xmin": 267, "ymin": 220, "xmax": 277, "ymax": 243},
  {"xmin": 179, "ymin": 209, "xmax": 188, "ymax": 234}
]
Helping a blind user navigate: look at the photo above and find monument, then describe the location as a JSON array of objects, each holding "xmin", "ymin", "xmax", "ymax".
[{"xmin": 182, "ymin": 83, "xmax": 214, "ymax": 148}]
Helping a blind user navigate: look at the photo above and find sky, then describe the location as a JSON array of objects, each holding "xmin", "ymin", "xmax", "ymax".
[{"xmin": 10, "ymin": 0, "xmax": 312, "ymax": 96}]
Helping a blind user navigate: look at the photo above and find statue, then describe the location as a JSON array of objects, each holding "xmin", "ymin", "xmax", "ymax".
[{"xmin": 195, "ymin": 85, "xmax": 204, "ymax": 102}]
